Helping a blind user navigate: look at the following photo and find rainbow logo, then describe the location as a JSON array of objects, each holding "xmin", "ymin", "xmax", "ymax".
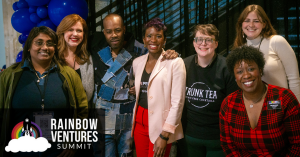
[{"xmin": 11, "ymin": 121, "xmax": 42, "ymax": 139}]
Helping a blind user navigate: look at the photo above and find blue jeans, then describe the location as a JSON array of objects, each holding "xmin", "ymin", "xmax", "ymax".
[
  {"xmin": 93, "ymin": 130, "xmax": 132, "ymax": 157},
  {"xmin": 95, "ymin": 99, "xmax": 134, "ymax": 134},
  {"xmin": 94, "ymin": 99, "xmax": 135, "ymax": 157}
]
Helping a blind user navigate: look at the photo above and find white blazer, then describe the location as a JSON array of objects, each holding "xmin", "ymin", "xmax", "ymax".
[{"xmin": 131, "ymin": 52, "xmax": 186, "ymax": 144}]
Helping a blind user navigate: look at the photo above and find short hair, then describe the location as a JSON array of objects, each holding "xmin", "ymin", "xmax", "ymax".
[
  {"xmin": 226, "ymin": 45, "xmax": 265, "ymax": 75},
  {"xmin": 233, "ymin": 4, "xmax": 277, "ymax": 49},
  {"xmin": 56, "ymin": 14, "xmax": 89, "ymax": 65},
  {"xmin": 193, "ymin": 24, "xmax": 219, "ymax": 41},
  {"xmin": 102, "ymin": 13, "xmax": 124, "ymax": 28},
  {"xmin": 22, "ymin": 26, "xmax": 58, "ymax": 64},
  {"xmin": 143, "ymin": 18, "xmax": 167, "ymax": 38}
]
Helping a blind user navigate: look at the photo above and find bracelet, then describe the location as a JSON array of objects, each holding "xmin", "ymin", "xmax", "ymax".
[{"xmin": 159, "ymin": 134, "xmax": 169, "ymax": 141}]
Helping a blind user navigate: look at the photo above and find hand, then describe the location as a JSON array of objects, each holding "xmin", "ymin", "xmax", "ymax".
[
  {"xmin": 153, "ymin": 136, "xmax": 167, "ymax": 157},
  {"xmin": 57, "ymin": 149, "xmax": 76, "ymax": 157},
  {"xmin": 129, "ymin": 87, "xmax": 136, "ymax": 95},
  {"xmin": 161, "ymin": 49, "xmax": 178, "ymax": 61}
]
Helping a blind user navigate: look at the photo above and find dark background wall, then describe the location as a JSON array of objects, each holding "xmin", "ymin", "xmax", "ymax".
[{"xmin": 86, "ymin": 0, "xmax": 299, "ymax": 67}]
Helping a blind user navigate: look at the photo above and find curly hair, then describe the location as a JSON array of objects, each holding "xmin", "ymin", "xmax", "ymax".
[
  {"xmin": 226, "ymin": 45, "xmax": 265, "ymax": 75},
  {"xmin": 142, "ymin": 17, "xmax": 167, "ymax": 38}
]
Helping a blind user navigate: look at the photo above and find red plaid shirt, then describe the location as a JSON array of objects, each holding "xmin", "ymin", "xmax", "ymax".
[{"xmin": 220, "ymin": 84, "xmax": 300, "ymax": 157}]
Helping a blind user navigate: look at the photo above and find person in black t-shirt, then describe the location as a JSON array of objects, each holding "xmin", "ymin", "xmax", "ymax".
[{"xmin": 178, "ymin": 24, "xmax": 238, "ymax": 157}]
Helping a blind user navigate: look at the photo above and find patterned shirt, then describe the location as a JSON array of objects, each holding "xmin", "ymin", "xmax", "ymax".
[{"xmin": 220, "ymin": 83, "xmax": 300, "ymax": 157}]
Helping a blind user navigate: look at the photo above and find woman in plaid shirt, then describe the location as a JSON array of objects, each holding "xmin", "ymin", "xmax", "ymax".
[{"xmin": 220, "ymin": 45, "xmax": 300, "ymax": 156}]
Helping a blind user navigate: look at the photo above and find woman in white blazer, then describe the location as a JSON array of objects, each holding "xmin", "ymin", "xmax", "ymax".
[{"xmin": 131, "ymin": 18, "xmax": 186, "ymax": 157}]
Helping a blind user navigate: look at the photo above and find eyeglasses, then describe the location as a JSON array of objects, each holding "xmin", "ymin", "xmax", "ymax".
[
  {"xmin": 193, "ymin": 37, "xmax": 216, "ymax": 45},
  {"xmin": 33, "ymin": 41, "xmax": 56, "ymax": 48}
]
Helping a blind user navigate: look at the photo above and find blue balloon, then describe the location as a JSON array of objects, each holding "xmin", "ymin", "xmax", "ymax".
[
  {"xmin": 48, "ymin": 0, "xmax": 88, "ymax": 26},
  {"xmin": 12, "ymin": 2, "xmax": 19, "ymax": 11},
  {"xmin": 25, "ymin": 0, "xmax": 51, "ymax": 7},
  {"xmin": 16, "ymin": 51, "xmax": 23, "ymax": 63},
  {"xmin": 37, "ymin": 19, "xmax": 57, "ymax": 31},
  {"xmin": 30, "ymin": 13, "xmax": 41, "ymax": 23},
  {"xmin": 37, "ymin": 6, "xmax": 48, "ymax": 19},
  {"xmin": 17, "ymin": 0, "xmax": 29, "ymax": 9},
  {"xmin": 2, "ymin": 64, "xmax": 6, "ymax": 69},
  {"xmin": 22, "ymin": 43, "xmax": 25, "ymax": 48},
  {"xmin": 21, "ymin": 33, "xmax": 29, "ymax": 43},
  {"xmin": 18, "ymin": 35, "xmax": 24, "ymax": 44},
  {"xmin": 29, "ymin": 6, "xmax": 37, "ymax": 13},
  {"xmin": 11, "ymin": 8, "xmax": 36, "ymax": 33}
]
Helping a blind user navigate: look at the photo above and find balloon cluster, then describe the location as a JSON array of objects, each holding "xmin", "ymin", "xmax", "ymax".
[
  {"xmin": 0, "ymin": 64, "xmax": 6, "ymax": 73},
  {"xmin": 11, "ymin": 0, "xmax": 89, "ymax": 62}
]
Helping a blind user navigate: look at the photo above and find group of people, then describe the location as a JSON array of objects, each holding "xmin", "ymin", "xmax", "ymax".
[{"xmin": 1, "ymin": 4, "xmax": 300, "ymax": 157}]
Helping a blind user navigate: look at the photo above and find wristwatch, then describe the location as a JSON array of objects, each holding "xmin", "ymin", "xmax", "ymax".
[{"xmin": 159, "ymin": 134, "xmax": 169, "ymax": 141}]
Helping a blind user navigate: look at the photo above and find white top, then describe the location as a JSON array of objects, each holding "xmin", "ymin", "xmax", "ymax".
[{"xmin": 246, "ymin": 35, "xmax": 300, "ymax": 101}]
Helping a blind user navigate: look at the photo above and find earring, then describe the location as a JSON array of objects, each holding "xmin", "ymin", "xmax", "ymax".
[
  {"xmin": 242, "ymin": 33, "xmax": 245, "ymax": 38},
  {"xmin": 163, "ymin": 44, "xmax": 165, "ymax": 48},
  {"xmin": 144, "ymin": 44, "xmax": 146, "ymax": 48}
]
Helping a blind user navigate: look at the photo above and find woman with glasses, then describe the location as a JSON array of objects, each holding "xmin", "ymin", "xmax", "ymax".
[
  {"xmin": 0, "ymin": 26, "xmax": 88, "ymax": 157},
  {"xmin": 178, "ymin": 24, "xmax": 238, "ymax": 157}
]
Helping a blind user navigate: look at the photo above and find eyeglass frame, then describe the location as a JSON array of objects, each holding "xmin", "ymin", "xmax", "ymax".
[
  {"xmin": 33, "ymin": 40, "xmax": 56, "ymax": 48},
  {"xmin": 193, "ymin": 37, "xmax": 217, "ymax": 45}
]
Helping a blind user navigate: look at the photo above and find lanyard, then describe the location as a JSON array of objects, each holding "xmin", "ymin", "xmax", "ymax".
[
  {"xmin": 258, "ymin": 37, "xmax": 264, "ymax": 50},
  {"xmin": 35, "ymin": 72, "xmax": 49, "ymax": 113}
]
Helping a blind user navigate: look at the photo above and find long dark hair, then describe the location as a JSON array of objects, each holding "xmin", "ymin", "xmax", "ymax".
[{"xmin": 22, "ymin": 26, "xmax": 58, "ymax": 65}]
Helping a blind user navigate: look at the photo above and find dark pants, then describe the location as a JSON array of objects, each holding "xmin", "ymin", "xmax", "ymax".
[{"xmin": 178, "ymin": 134, "xmax": 225, "ymax": 157}]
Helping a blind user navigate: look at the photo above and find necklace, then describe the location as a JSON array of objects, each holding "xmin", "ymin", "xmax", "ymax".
[
  {"xmin": 243, "ymin": 84, "xmax": 267, "ymax": 108},
  {"xmin": 35, "ymin": 72, "xmax": 48, "ymax": 83},
  {"xmin": 258, "ymin": 36, "xmax": 264, "ymax": 50}
]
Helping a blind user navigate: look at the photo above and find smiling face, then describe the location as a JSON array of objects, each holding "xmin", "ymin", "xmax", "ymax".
[
  {"xmin": 63, "ymin": 21, "xmax": 84, "ymax": 48},
  {"xmin": 103, "ymin": 16, "xmax": 125, "ymax": 50},
  {"xmin": 193, "ymin": 31, "xmax": 218, "ymax": 59},
  {"xmin": 143, "ymin": 27, "xmax": 166, "ymax": 55},
  {"xmin": 234, "ymin": 60, "xmax": 263, "ymax": 94},
  {"xmin": 242, "ymin": 11, "xmax": 266, "ymax": 40},
  {"xmin": 30, "ymin": 33, "xmax": 55, "ymax": 65}
]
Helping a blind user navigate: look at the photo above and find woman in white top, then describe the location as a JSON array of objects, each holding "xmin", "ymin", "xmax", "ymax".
[{"xmin": 233, "ymin": 4, "xmax": 300, "ymax": 101}]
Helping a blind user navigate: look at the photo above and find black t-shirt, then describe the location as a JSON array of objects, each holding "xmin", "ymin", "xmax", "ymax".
[
  {"xmin": 182, "ymin": 54, "xmax": 239, "ymax": 140},
  {"xmin": 138, "ymin": 69, "xmax": 151, "ymax": 109},
  {"xmin": 75, "ymin": 68, "xmax": 81, "ymax": 78}
]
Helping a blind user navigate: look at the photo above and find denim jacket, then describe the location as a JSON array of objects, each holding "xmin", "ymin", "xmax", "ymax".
[
  {"xmin": 90, "ymin": 32, "xmax": 147, "ymax": 134},
  {"xmin": 91, "ymin": 32, "xmax": 147, "ymax": 104}
]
